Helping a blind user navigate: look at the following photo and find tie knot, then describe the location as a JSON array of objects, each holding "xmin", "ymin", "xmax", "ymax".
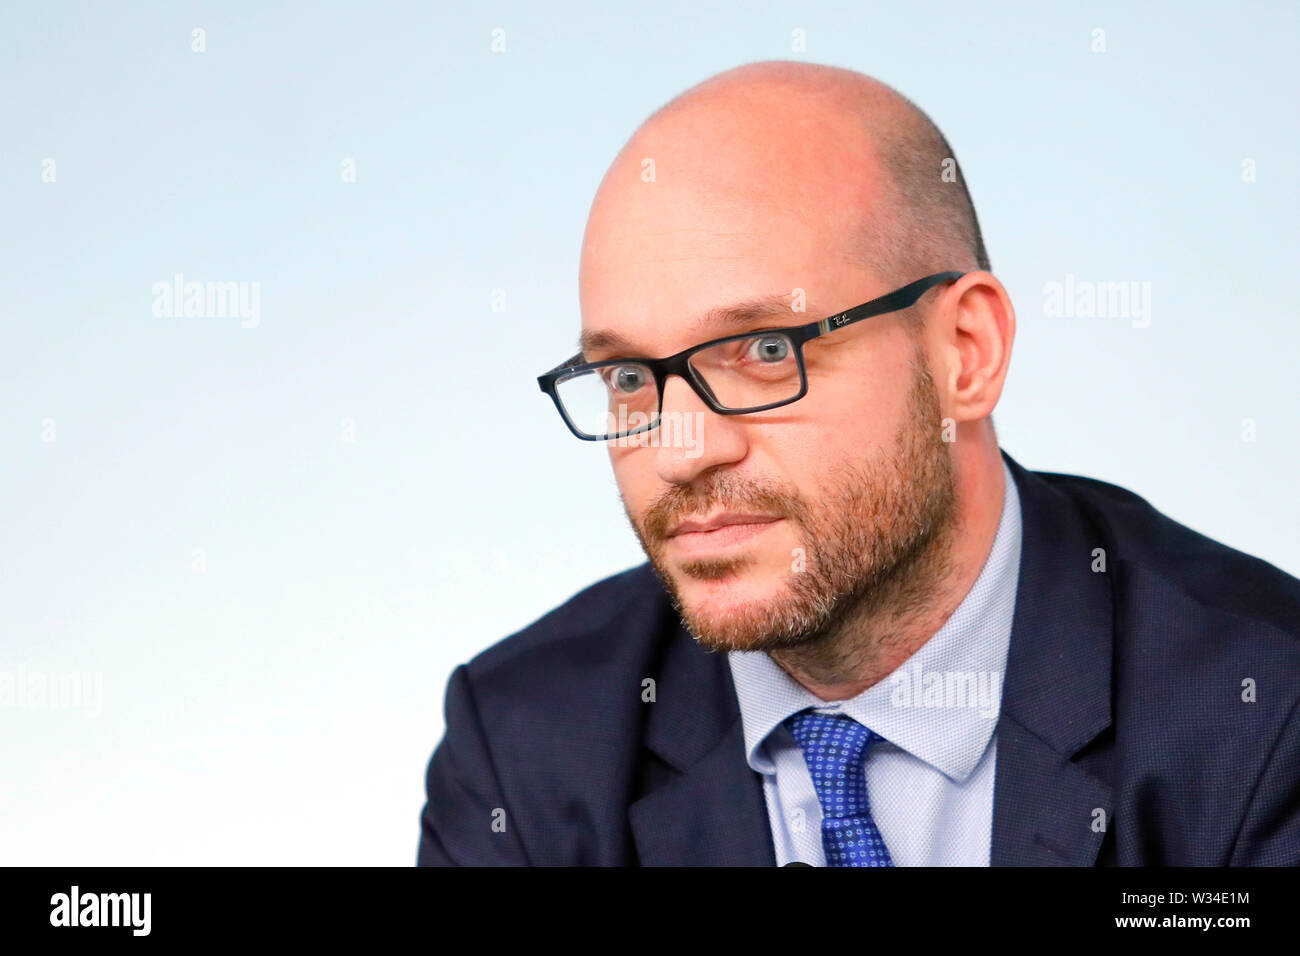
[
  {"xmin": 786, "ymin": 710, "xmax": 878, "ymax": 763},
  {"xmin": 784, "ymin": 710, "xmax": 881, "ymax": 819}
]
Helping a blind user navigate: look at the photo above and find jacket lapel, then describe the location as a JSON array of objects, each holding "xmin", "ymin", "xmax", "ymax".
[
  {"xmin": 629, "ymin": 616, "xmax": 776, "ymax": 866},
  {"xmin": 992, "ymin": 452, "xmax": 1115, "ymax": 865}
]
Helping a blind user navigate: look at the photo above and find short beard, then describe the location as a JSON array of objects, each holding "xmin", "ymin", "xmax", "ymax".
[{"xmin": 627, "ymin": 343, "xmax": 957, "ymax": 659}]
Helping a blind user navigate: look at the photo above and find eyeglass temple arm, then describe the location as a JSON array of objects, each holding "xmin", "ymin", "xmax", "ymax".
[
  {"xmin": 807, "ymin": 271, "xmax": 965, "ymax": 338},
  {"xmin": 536, "ymin": 271, "xmax": 965, "ymax": 387}
]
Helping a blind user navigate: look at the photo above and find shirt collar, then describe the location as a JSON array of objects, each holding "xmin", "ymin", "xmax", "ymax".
[{"xmin": 728, "ymin": 457, "xmax": 1022, "ymax": 783}]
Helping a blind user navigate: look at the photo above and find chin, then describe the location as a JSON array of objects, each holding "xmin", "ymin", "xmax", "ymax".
[{"xmin": 672, "ymin": 565, "xmax": 809, "ymax": 652}]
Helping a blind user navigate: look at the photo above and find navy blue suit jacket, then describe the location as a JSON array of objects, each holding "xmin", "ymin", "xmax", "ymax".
[{"xmin": 418, "ymin": 451, "xmax": 1300, "ymax": 865}]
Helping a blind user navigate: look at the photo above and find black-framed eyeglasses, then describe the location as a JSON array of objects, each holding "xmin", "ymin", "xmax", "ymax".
[{"xmin": 537, "ymin": 271, "xmax": 964, "ymax": 441}]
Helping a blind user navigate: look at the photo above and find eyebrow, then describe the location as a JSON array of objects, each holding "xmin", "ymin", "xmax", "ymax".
[{"xmin": 578, "ymin": 293, "xmax": 812, "ymax": 358}]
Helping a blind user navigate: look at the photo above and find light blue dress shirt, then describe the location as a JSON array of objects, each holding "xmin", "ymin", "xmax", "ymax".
[{"xmin": 727, "ymin": 458, "xmax": 1022, "ymax": 866}]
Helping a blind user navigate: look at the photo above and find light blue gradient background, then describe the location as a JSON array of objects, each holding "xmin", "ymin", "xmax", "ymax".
[{"xmin": 2, "ymin": 2, "xmax": 1296, "ymax": 865}]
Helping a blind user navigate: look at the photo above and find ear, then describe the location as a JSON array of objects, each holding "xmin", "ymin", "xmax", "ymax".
[{"xmin": 933, "ymin": 272, "xmax": 1016, "ymax": 423}]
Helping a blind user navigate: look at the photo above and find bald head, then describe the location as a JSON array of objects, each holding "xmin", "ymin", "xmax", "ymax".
[{"xmin": 581, "ymin": 61, "xmax": 989, "ymax": 338}]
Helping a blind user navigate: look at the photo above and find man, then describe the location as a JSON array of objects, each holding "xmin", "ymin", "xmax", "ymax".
[{"xmin": 418, "ymin": 61, "xmax": 1300, "ymax": 866}]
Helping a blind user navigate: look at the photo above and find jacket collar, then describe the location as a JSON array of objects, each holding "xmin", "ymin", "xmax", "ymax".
[{"xmin": 990, "ymin": 450, "xmax": 1114, "ymax": 864}]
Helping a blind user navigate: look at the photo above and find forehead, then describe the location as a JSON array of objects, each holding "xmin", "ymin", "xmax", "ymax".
[
  {"xmin": 577, "ymin": 102, "xmax": 888, "ymax": 357},
  {"xmin": 579, "ymin": 195, "xmax": 851, "ymax": 358}
]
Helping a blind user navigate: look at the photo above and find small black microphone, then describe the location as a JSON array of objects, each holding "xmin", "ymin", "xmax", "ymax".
[{"xmin": 782, "ymin": 861, "xmax": 813, "ymax": 866}]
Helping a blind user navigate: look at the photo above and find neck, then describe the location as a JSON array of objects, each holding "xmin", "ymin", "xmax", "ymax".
[{"xmin": 770, "ymin": 450, "xmax": 1006, "ymax": 701}]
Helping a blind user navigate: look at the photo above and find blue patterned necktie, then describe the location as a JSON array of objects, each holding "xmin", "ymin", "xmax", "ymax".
[{"xmin": 785, "ymin": 709, "xmax": 895, "ymax": 867}]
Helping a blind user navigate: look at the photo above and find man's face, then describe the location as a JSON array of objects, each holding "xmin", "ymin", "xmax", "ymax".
[
  {"xmin": 633, "ymin": 339, "xmax": 958, "ymax": 652},
  {"xmin": 579, "ymin": 113, "xmax": 958, "ymax": 652}
]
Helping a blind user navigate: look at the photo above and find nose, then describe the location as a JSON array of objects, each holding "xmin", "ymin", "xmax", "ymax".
[{"xmin": 651, "ymin": 373, "xmax": 747, "ymax": 485}]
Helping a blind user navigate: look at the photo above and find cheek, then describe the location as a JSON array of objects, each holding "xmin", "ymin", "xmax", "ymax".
[
  {"xmin": 609, "ymin": 451, "xmax": 655, "ymax": 514},
  {"xmin": 775, "ymin": 358, "xmax": 910, "ymax": 464},
  {"xmin": 759, "ymin": 382, "xmax": 904, "ymax": 476}
]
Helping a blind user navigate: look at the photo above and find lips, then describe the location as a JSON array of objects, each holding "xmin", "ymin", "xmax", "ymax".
[
  {"xmin": 666, "ymin": 513, "xmax": 781, "ymax": 538},
  {"xmin": 661, "ymin": 513, "xmax": 784, "ymax": 560}
]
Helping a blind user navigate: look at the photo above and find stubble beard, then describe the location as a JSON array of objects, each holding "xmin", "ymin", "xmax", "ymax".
[{"xmin": 628, "ymin": 346, "xmax": 958, "ymax": 659}]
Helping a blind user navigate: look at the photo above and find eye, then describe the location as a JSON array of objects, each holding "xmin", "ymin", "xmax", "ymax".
[
  {"xmin": 748, "ymin": 335, "xmax": 791, "ymax": 363},
  {"xmin": 607, "ymin": 365, "xmax": 649, "ymax": 394}
]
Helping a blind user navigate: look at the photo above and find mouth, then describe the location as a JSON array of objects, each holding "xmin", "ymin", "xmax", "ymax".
[{"xmin": 664, "ymin": 513, "xmax": 783, "ymax": 559}]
